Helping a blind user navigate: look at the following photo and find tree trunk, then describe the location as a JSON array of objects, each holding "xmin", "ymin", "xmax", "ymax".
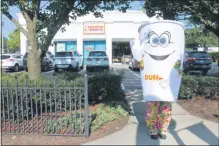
[
  {"xmin": 27, "ymin": 46, "xmax": 41, "ymax": 80},
  {"xmin": 26, "ymin": 17, "xmax": 41, "ymax": 80}
]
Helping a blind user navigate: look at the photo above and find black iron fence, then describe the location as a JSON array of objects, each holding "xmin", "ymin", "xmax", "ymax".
[{"xmin": 1, "ymin": 75, "xmax": 89, "ymax": 137}]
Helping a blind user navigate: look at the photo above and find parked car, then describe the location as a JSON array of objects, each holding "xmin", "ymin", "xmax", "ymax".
[
  {"xmin": 217, "ymin": 57, "xmax": 219, "ymax": 66},
  {"xmin": 212, "ymin": 56, "xmax": 216, "ymax": 62},
  {"xmin": 73, "ymin": 51, "xmax": 83, "ymax": 69},
  {"xmin": 183, "ymin": 51, "xmax": 212, "ymax": 75},
  {"xmin": 86, "ymin": 50, "xmax": 109, "ymax": 72},
  {"xmin": 53, "ymin": 51, "xmax": 81, "ymax": 72},
  {"xmin": 128, "ymin": 55, "xmax": 140, "ymax": 70},
  {"xmin": 0, "ymin": 54, "xmax": 24, "ymax": 72},
  {"xmin": 122, "ymin": 55, "xmax": 131, "ymax": 64},
  {"xmin": 23, "ymin": 52, "xmax": 53, "ymax": 72}
]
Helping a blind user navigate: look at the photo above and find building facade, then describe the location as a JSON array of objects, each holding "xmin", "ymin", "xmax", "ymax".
[{"xmin": 17, "ymin": 11, "xmax": 161, "ymax": 65}]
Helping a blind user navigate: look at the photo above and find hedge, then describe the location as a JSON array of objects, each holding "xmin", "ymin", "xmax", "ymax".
[
  {"xmin": 54, "ymin": 71, "xmax": 124, "ymax": 104},
  {"xmin": 1, "ymin": 71, "xmax": 124, "ymax": 122},
  {"xmin": 208, "ymin": 52, "xmax": 219, "ymax": 59},
  {"xmin": 179, "ymin": 75, "xmax": 219, "ymax": 99}
]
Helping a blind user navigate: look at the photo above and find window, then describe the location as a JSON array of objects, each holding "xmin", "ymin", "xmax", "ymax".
[
  {"xmin": 89, "ymin": 51, "xmax": 106, "ymax": 57},
  {"xmin": 191, "ymin": 52, "xmax": 209, "ymax": 58},
  {"xmin": 55, "ymin": 52, "xmax": 73, "ymax": 57},
  {"xmin": 13, "ymin": 55, "xmax": 22, "ymax": 59},
  {"xmin": 0, "ymin": 55, "xmax": 10, "ymax": 60},
  {"xmin": 74, "ymin": 51, "xmax": 79, "ymax": 57}
]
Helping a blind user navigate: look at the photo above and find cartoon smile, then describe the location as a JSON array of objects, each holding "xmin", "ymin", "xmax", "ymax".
[{"xmin": 145, "ymin": 51, "xmax": 175, "ymax": 61}]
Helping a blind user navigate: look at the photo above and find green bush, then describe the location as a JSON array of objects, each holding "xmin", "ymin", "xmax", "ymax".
[
  {"xmin": 1, "ymin": 71, "xmax": 124, "ymax": 121},
  {"xmin": 90, "ymin": 101, "xmax": 129, "ymax": 132},
  {"xmin": 44, "ymin": 101, "xmax": 129, "ymax": 134},
  {"xmin": 88, "ymin": 72, "xmax": 123, "ymax": 104},
  {"xmin": 1, "ymin": 72, "xmax": 84, "ymax": 121},
  {"xmin": 208, "ymin": 52, "xmax": 219, "ymax": 59},
  {"xmin": 179, "ymin": 75, "xmax": 219, "ymax": 99},
  {"xmin": 54, "ymin": 71, "xmax": 124, "ymax": 104}
]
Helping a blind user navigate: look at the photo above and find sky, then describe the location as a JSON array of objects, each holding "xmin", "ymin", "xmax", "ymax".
[
  {"xmin": 2, "ymin": 1, "xmax": 143, "ymax": 38},
  {"xmin": 2, "ymin": 1, "xmax": 186, "ymax": 38}
]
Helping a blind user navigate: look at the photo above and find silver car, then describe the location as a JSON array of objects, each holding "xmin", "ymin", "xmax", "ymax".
[
  {"xmin": 86, "ymin": 51, "xmax": 109, "ymax": 72},
  {"xmin": 53, "ymin": 51, "xmax": 79, "ymax": 72},
  {"xmin": 1, "ymin": 54, "xmax": 24, "ymax": 72},
  {"xmin": 128, "ymin": 55, "xmax": 140, "ymax": 70}
]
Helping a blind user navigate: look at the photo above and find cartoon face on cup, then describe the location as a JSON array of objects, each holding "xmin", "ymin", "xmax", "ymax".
[{"xmin": 138, "ymin": 21, "xmax": 184, "ymax": 62}]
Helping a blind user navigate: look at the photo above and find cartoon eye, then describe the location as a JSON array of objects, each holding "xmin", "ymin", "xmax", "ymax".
[
  {"xmin": 149, "ymin": 33, "xmax": 159, "ymax": 47},
  {"xmin": 160, "ymin": 33, "xmax": 170, "ymax": 47}
]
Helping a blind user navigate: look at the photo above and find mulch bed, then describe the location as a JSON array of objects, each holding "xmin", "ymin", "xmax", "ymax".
[
  {"xmin": 1, "ymin": 104, "xmax": 100, "ymax": 135},
  {"xmin": 178, "ymin": 97, "xmax": 219, "ymax": 123},
  {"xmin": 2, "ymin": 104, "xmax": 129, "ymax": 145}
]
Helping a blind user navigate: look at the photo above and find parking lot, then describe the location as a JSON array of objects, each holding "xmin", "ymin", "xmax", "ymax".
[{"xmin": 4, "ymin": 62, "xmax": 218, "ymax": 89}]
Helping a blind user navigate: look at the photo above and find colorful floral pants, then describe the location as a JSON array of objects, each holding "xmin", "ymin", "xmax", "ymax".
[{"xmin": 145, "ymin": 101, "xmax": 172, "ymax": 135}]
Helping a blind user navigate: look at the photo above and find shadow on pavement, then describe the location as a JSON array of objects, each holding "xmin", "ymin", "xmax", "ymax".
[
  {"xmin": 169, "ymin": 119, "xmax": 185, "ymax": 145},
  {"xmin": 131, "ymin": 101, "xmax": 218, "ymax": 145},
  {"xmin": 176, "ymin": 122, "xmax": 219, "ymax": 145},
  {"xmin": 132, "ymin": 102, "xmax": 160, "ymax": 145}
]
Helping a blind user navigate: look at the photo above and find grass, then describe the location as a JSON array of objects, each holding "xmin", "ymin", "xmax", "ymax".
[{"xmin": 214, "ymin": 110, "xmax": 219, "ymax": 117}]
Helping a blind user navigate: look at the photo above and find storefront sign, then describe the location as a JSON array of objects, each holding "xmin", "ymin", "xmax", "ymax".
[{"xmin": 83, "ymin": 23, "xmax": 105, "ymax": 34}]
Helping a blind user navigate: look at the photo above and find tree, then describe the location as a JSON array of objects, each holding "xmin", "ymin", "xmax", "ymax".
[
  {"xmin": 185, "ymin": 27, "xmax": 218, "ymax": 48},
  {"xmin": 144, "ymin": 0, "xmax": 219, "ymax": 37},
  {"xmin": 7, "ymin": 28, "xmax": 20, "ymax": 53},
  {"xmin": 2, "ymin": 37, "xmax": 8, "ymax": 53},
  {"xmin": 2, "ymin": 0, "xmax": 130, "ymax": 80}
]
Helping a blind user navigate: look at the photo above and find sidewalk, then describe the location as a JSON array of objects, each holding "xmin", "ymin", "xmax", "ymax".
[{"xmin": 83, "ymin": 90, "xmax": 219, "ymax": 145}]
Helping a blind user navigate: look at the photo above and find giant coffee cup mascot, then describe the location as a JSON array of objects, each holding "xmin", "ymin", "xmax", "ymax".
[{"xmin": 130, "ymin": 20, "xmax": 185, "ymax": 140}]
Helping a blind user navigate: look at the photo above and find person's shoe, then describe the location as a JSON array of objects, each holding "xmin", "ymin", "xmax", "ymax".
[
  {"xmin": 150, "ymin": 134, "xmax": 159, "ymax": 140},
  {"xmin": 158, "ymin": 133, "xmax": 167, "ymax": 139}
]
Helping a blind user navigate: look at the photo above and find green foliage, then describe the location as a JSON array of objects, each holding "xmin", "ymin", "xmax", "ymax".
[
  {"xmin": 143, "ymin": 0, "xmax": 219, "ymax": 37},
  {"xmin": 1, "ymin": 71, "xmax": 125, "ymax": 123},
  {"xmin": 215, "ymin": 111, "xmax": 219, "ymax": 117},
  {"xmin": 7, "ymin": 28, "xmax": 20, "ymax": 53},
  {"xmin": 90, "ymin": 101, "xmax": 129, "ymax": 132},
  {"xmin": 208, "ymin": 52, "xmax": 219, "ymax": 59},
  {"xmin": 185, "ymin": 28, "xmax": 218, "ymax": 47},
  {"xmin": 46, "ymin": 113, "xmax": 85, "ymax": 134},
  {"xmin": 179, "ymin": 75, "xmax": 219, "ymax": 99},
  {"xmin": 1, "ymin": 72, "xmax": 84, "ymax": 123},
  {"xmin": 55, "ymin": 71, "xmax": 124, "ymax": 104},
  {"xmin": 45, "ymin": 101, "xmax": 129, "ymax": 134},
  {"xmin": 88, "ymin": 72, "xmax": 123, "ymax": 104}
]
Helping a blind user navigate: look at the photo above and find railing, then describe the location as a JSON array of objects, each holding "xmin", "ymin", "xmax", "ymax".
[{"xmin": 1, "ymin": 75, "xmax": 89, "ymax": 137}]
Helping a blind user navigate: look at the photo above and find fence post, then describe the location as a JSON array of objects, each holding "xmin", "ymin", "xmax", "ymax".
[{"xmin": 84, "ymin": 74, "xmax": 89, "ymax": 137}]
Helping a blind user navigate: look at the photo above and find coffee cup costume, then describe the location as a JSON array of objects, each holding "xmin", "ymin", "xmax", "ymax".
[
  {"xmin": 130, "ymin": 20, "xmax": 185, "ymax": 137},
  {"xmin": 131, "ymin": 20, "xmax": 185, "ymax": 102}
]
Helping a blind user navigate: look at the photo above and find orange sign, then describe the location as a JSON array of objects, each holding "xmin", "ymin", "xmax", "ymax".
[
  {"xmin": 144, "ymin": 74, "xmax": 163, "ymax": 81},
  {"xmin": 83, "ymin": 23, "xmax": 105, "ymax": 34}
]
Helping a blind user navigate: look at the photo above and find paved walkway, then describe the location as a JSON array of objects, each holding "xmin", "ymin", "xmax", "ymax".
[{"xmin": 84, "ymin": 90, "xmax": 219, "ymax": 145}]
